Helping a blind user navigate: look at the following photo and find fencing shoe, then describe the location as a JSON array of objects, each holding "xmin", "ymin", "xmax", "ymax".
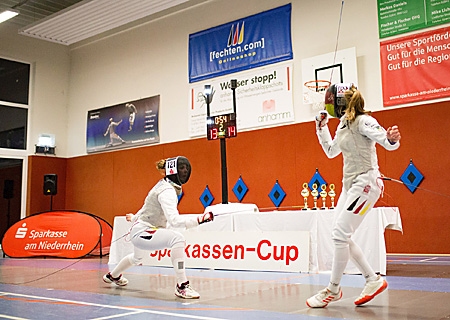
[
  {"xmin": 306, "ymin": 288, "xmax": 342, "ymax": 308},
  {"xmin": 175, "ymin": 281, "xmax": 200, "ymax": 299},
  {"xmin": 103, "ymin": 272, "xmax": 128, "ymax": 286},
  {"xmin": 354, "ymin": 275, "xmax": 388, "ymax": 306}
]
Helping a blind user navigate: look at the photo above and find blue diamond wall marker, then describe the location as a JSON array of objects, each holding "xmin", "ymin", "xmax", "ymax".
[
  {"xmin": 199, "ymin": 185, "xmax": 214, "ymax": 208},
  {"xmin": 232, "ymin": 176, "xmax": 248, "ymax": 202},
  {"xmin": 400, "ymin": 159, "xmax": 424, "ymax": 193},
  {"xmin": 268, "ymin": 180, "xmax": 286, "ymax": 208},
  {"xmin": 308, "ymin": 168, "xmax": 327, "ymax": 191}
]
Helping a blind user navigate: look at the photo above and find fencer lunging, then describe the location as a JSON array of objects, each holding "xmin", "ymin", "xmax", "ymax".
[
  {"xmin": 103, "ymin": 156, "xmax": 214, "ymax": 299},
  {"xmin": 104, "ymin": 118, "xmax": 125, "ymax": 147},
  {"xmin": 306, "ymin": 83, "xmax": 401, "ymax": 308}
]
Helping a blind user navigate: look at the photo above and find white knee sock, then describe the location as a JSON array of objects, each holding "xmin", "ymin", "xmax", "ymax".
[
  {"xmin": 110, "ymin": 253, "xmax": 134, "ymax": 278},
  {"xmin": 328, "ymin": 243, "xmax": 349, "ymax": 293},
  {"xmin": 349, "ymin": 239, "xmax": 378, "ymax": 281},
  {"xmin": 171, "ymin": 245, "xmax": 188, "ymax": 285}
]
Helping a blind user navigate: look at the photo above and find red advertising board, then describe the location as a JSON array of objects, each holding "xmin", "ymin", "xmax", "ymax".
[
  {"xmin": 380, "ymin": 26, "xmax": 450, "ymax": 107},
  {"xmin": 1, "ymin": 211, "xmax": 112, "ymax": 258}
]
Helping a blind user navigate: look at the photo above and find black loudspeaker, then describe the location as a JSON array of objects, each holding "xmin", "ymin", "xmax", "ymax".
[
  {"xmin": 43, "ymin": 174, "xmax": 57, "ymax": 196},
  {"xmin": 3, "ymin": 180, "xmax": 14, "ymax": 199}
]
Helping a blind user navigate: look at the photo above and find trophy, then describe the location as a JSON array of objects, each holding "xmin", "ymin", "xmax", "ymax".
[
  {"xmin": 301, "ymin": 183, "xmax": 310, "ymax": 210},
  {"xmin": 320, "ymin": 184, "xmax": 328, "ymax": 210},
  {"xmin": 328, "ymin": 184, "xmax": 336, "ymax": 209},
  {"xmin": 311, "ymin": 183, "xmax": 319, "ymax": 210}
]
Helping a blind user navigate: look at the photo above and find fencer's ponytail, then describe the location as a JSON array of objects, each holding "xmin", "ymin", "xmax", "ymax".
[
  {"xmin": 344, "ymin": 85, "xmax": 370, "ymax": 123},
  {"xmin": 155, "ymin": 159, "xmax": 166, "ymax": 176}
]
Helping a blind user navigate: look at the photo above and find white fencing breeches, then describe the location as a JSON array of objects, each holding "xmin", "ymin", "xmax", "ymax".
[{"xmin": 328, "ymin": 170, "xmax": 384, "ymax": 291}]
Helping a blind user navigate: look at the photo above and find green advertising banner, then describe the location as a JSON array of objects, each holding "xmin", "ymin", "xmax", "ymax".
[{"xmin": 378, "ymin": 0, "xmax": 450, "ymax": 39}]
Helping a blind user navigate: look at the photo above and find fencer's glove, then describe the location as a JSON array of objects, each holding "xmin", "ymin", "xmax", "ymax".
[
  {"xmin": 198, "ymin": 212, "xmax": 214, "ymax": 225},
  {"xmin": 315, "ymin": 110, "xmax": 329, "ymax": 130},
  {"xmin": 126, "ymin": 213, "xmax": 135, "ymax": 222}
]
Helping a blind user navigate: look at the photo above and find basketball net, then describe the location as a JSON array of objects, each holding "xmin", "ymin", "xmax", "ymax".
[{"xmin": 303, "ymin": 80, "xmax": 331, "ymax": 111}]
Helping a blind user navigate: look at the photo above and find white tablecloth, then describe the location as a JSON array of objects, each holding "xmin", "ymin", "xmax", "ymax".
[
  {"xmin": 109, "ymin": 206, "xmax": 402, "ymax": 274},
  {"xmin": 231, "ymin": 207, "xmax": 402, "ymax": 274}
]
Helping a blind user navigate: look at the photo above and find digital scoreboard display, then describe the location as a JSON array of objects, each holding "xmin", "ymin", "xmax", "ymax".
[{"xmin": 206, "ymin": 113, "xmax": 237, "ymax": 140}]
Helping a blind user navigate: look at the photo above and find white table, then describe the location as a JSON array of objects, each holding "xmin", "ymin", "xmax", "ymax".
[
  {"xmin": 231, "ymin": 207, "xmax": 402, "ymax": 274},
  {"xmin": 109, "ymin": 206, "xmax": 402, "ymax": 274}
]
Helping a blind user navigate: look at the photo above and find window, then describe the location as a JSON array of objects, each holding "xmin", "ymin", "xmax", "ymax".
[
  {"xmin": 0, "ymin": 58, "xmax": 30, "ymax": 150},
  {"xmin": 0, "ymin": 58, "xmax": 30, "ymax": 104},
  {"xmin": 0, "ymin": 105, "xmax": 28, "ymax": 150}
]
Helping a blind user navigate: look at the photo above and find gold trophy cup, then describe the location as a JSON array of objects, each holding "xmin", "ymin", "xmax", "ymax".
[
  {"xmin": 311, "ymin": 183, "xmax": 319, "ymax": 210},
  {"xmin": 320, "ymin": 184, "xmax": 328, "ymax": 210},
  {"xmin": 301, "ymin": 183, "xmax": 310, "ymax": 210},
  {"xmin": 328, "ymin": 184, "xmax": 336, "ymax": 209}
]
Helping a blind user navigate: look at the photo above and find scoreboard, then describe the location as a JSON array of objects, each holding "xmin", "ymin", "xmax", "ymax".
[{"xmin": 206, "ymin": 113, "xmax": 237, "ymax": 140}]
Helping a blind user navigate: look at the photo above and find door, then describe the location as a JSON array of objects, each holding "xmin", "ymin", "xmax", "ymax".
[{"xmin": 0, "ymin": 158, "xmax": 23, "ymax": 243}]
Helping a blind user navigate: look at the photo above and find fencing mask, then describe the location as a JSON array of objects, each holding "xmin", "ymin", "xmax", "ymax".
[
  {"xmin": 324, "ymin": 83, "xmax": 355, "ymax": 118},
  {"xmin": 165, "ymin": 156, "xmax": 191, "ymax": 185}
]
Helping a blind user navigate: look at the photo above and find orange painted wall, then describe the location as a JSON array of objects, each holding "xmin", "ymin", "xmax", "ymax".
[
  {"xmin": 26, "ymin": 101, "xmax": 450, "ymax": 254},
  {"xmin": 27, "ymin": 156, "xmax": 66, "ymax": 215}
]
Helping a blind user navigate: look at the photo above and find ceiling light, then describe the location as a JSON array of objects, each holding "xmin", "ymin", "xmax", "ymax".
[
  {"xmin": 19, "ymin": 0, "xmax": 188, "ymax": 45},
  {"xmin": 0, "ymin": 9, "xmax": 19, "ymax": 24}
]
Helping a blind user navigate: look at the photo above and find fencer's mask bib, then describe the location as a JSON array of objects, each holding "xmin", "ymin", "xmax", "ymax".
[
  {"xmin": 324, "ymin": 83, "xmax": 355, "ymax": 118},
  {"xmin": 165, "ymin": 156, "xmax": 191, "ymax": 185}
]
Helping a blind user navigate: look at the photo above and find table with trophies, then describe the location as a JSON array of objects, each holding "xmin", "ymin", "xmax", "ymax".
[
  {"xmin": 110, "ymin": 183, "xmax": 402, "ymax": 274},
  {"xmin": 229, "ymin": 182, "xmax": 402, "ymax": 274}
]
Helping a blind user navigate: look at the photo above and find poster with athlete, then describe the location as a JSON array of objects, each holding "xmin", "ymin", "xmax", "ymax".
[{"xmin": 86, "ymin": 95, "xmax": 160, "ymax": 153}]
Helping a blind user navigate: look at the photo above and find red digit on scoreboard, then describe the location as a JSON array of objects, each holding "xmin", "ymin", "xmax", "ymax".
[
  {"xmin": 228, "ymin": 126, "xmax": 236, "ymax": 137},
  {"xmin": 210, "ymin": 128, "xmax": 218, "ymax": 140}
]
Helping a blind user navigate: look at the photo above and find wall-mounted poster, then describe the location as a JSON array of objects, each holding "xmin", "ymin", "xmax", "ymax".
[
  {"xmin": 86, "ymin": 95, "xmax": 159, "ymax": 153},
  {"xmin": 380, "ymin": 26, "xmax": 450, "ymax": 107},
  {"xmin": 188, "ymin": 4, "xmax": 292, "ymax": 83},
  {"xmin": 189, "ymin": 62, "xmax": 294, "ymax": 138},
  {"xmin": 378, "ymin": 0, "xmax": 450, "ymax": 39}
]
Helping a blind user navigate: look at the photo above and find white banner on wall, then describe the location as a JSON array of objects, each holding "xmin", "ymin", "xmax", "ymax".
[{"xmin": 189, "ymin": 62, "xmax": 294, "ymax": 138}]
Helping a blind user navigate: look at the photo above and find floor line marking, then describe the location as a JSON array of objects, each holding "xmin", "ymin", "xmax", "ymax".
[
  {"xmin": 90, "ymin": 311, "xmax": 144, "ymax": 320},
  {"xmin": 0, "ymin": 315, "xmax": 29, "ymax": 320},
  {"xmin": 420, "ymin": 257, "xmax": 438, "ymax": 262},
  {"xmin": 0, "ymin": 291, "xmax": 227, "ymax": 320}
]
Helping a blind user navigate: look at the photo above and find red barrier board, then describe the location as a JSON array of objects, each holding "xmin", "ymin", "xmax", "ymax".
[
  {"xmin": 1, "ymin": 211, "xmax": 112, "ymax": 258},
  {"xmin": 380, "ymin": 26, "xmax": 450, "ymax": 107}
]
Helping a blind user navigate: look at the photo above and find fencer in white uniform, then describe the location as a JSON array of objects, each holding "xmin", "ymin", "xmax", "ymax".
[
  {"xmin": 125, "ymin": 103, "xmax": 137, "ymax": 131},
  {"xmin": 306, "ymin": 83, "xmax": 401, "ymax": 308},
  {"xmin": 103, "ymin": 156, "xmax": 214, "ymax": 299}
]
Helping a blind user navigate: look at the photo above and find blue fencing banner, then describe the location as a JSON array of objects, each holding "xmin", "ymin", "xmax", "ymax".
[
  {"xmin": 188, "ymin": 4, "xmax": 292, "ymax": 83},
  {"xmin": 86, "ymin": 95, "xmax": 160, "ymax": 153}
]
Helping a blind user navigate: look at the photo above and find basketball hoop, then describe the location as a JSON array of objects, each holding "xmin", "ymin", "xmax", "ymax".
[{"xmin": 303, "ymin": 80, "xmax": 331, "ymax": 111}]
